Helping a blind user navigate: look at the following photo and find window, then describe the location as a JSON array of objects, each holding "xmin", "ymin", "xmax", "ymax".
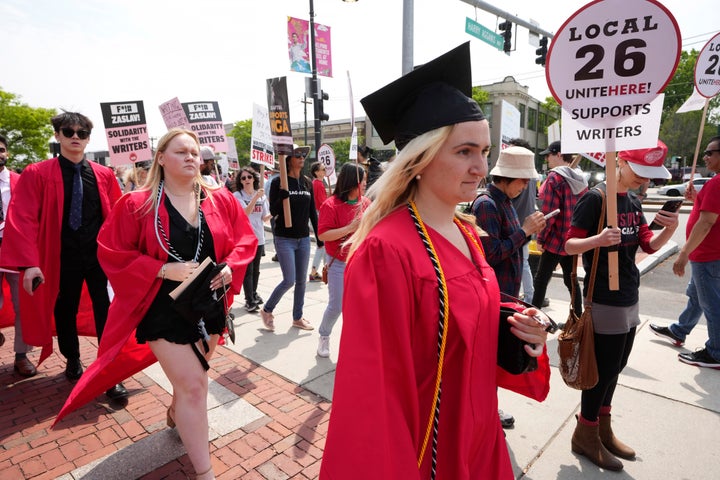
[
  {"xmin": 538, "ymin": 112, "xmax": 547, "ymax": 131},
  {"xmin": 518, "ymin": 103, "xmax": 526, "ymax": 128},
  {"xmin": 528, "ymin": 108, "xmax": 537, "ymax": 131},
  {"xmin": 481, "ymin": 103, "xmax": 493, "ymax": 124}
]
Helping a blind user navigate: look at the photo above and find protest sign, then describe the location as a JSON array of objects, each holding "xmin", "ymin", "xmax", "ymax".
[
  {"xmin": 546, "ymin": 0, "xmax": 680, "ymax": 290},
  {"xmin": 695, "ymin": 31, "xmax": 720, "ymax": 98},
  {"xmin": 100, "ymin": 100, "xmax": 152, "ymax": 166},
  {"xmin": 251, "ymin": 103, "xmax": 275, "ymax": 169},
  {"xmin": 267, "ymin": 76, "xmax": 294, "ymax": 226},
  {"xmin": 181, "ymin": 101, "xmax": 228, "ymax": 153},
  {"xmin": 159, "ymin": 97, "xmax": 190, "ymax": 130}
]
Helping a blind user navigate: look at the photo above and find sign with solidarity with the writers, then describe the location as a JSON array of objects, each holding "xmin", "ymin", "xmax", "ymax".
[
  {"xmin": 546, "ymin": 0, "xmax": 681, "ymax": 153},
  {"xmin": 100, "ymin": 100, "xmax": 152, "ymax": 166},
  {"xmin": 181, "ymin": 101, "xmax": 228, "ymax": 153}
]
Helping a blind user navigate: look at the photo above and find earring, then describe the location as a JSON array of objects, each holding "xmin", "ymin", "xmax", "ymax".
[{"xmin": 415, "ymin": 174, "xmax": 422, "ymax": 181}]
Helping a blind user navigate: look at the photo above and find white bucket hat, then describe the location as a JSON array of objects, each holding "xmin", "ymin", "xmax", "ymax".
[{"xmin": 490, "ymin": 146, "xmax": 539, "ymax": 179}]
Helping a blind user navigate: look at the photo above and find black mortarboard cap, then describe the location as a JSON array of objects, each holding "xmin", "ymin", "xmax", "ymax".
[{"xmin": 360, "ymin": 42, "xmax": 485, "ymax": 150}]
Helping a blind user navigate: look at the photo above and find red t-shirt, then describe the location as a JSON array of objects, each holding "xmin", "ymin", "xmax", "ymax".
[
  {"xmin": 687, "ymin": 175, "xmax": 720, "ymax": 262},
  {"xmin": 318, "ymin": 195, "xmax": 371, "ymax": 261},
  {"xmin": 312, "ymin": 178, "xmax": 327, "ymax": 211}
]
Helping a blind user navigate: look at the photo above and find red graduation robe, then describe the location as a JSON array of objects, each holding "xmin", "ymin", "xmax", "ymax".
[
  {"xmin": 0, "ymin": 159, "xmax": 121, "ymax": 364},
  {"xmin": 0, "ymin": 171, "xmax": 20, "ymax": 328},
  {"xmin": 320, "ymin": 207, "xmax": 550, "ymax": 480},
  {"xmin": 54, "ymin": 187, "xmax": 257, "ymax": 425}
]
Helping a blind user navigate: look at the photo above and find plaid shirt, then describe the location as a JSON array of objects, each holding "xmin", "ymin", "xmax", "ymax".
[
  {"xmin": 472, "ymin": 184, "xmax": 527, "ymax": 296},
  {"xmin": 537, "ymin": 171, "xmax": 585, "ymax": 255}
]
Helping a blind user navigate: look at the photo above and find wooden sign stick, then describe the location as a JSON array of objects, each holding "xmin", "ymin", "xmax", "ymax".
[
  {"xmin": 604, "ymin": 151, "xmax": 620, "ymax": 291},
  {"xmin": 278, "ymin": 154, "xmax": 292, "ymax": 228},
  {"xmin": 689, "ymin": 98, "xmax": 710, "ymax": 180}
]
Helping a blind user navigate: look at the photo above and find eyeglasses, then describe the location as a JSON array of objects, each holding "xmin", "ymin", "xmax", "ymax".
[
  {"xmin": 240, "ymin": 175, "xmax": 254, "ymax": 180},
  {"xmin": 60, "ymin": 127, "xmax": 91, "ymax": 140},
  {"xmin": 292, "ymin": 153, "xmax": 307, "ymax": 158},
  {"xmin": 703, "ymin": 149, "xmax": 720, "ymax": 157}
]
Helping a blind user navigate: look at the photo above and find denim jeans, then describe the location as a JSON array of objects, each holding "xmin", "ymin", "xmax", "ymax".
[
  {"xmin": 686, "ymin": 260, "xmax": 720, "ymax": 359},
  {"xmin": 264, "ymin": 236, "xmax": 310, "ymax": 321},
  {"xmin": 520, "ymin": 243, "xmax": 534, "ymax": 301},
  {"xmin": 670, "ymin": 277, "xmax": 704, "ymax": 341},
  {"xmin": 312, "ymin": 245, "xmax": 326, "ymax": 271},
  {"xmin": 319, "ymin": 258, "xmax": 345, "ymax": 337}
]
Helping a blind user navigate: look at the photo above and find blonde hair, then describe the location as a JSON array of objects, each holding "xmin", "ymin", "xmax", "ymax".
[
  {"xmin": 137, "ymin": 128, "xmax": 220, "ymax": 215},
  {"xmin": 347, "ymin": 125, "xmax": 479, "ymax": 258}
]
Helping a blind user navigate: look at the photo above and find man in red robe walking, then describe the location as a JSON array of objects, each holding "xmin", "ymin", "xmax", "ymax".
[{"xmin": 0, "ymin": 111, "xmax": 125, "ymax": 400}]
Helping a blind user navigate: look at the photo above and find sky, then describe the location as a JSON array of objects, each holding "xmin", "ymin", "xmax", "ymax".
[{"xmin": 1, "ymin": 0, "xmax": 717, "ymax": 153}]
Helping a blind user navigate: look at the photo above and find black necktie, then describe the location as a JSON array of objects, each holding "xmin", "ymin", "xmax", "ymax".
[{"xmin": 69, "ymin": 163, "xmax": 83, "ymax": 230}]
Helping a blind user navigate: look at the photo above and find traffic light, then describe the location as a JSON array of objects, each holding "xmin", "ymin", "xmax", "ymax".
[
  {"xmin": 315, "ymin": 90, "xmax": 329, "ymax": 122},
  {"xmin": 535, "ymin": 36, "xmax": 548, "ymax": 67},
  {"xmin": 499, "ymin": 21, "xmax": 512, "ymax": 53}
]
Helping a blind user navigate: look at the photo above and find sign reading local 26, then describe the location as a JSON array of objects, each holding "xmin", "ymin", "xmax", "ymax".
[
  {"xmin": 695, "ymin": 31, "xmax": 720, "ymax": 98},
  {"xmin": 546, "ymin": 0, "xmax": 680, "ymax": 153}
]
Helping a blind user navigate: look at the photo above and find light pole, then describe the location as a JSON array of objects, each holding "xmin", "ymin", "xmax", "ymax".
[{"xmin": 308, "ymin": 0, "xmax": 357, "ymax": 160}]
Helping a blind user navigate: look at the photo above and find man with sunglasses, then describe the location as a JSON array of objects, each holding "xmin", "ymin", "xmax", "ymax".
[
  {"xmin": 651, "ymin": 136, "xmax": 720, "ymax": 370},
  {"xmin": 0, "ymin": 112, "xmax": 126, "ymax": 399}
]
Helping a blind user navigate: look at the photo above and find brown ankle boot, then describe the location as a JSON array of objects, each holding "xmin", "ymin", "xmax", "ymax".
[
  {"xmin": 571, "ymin": 416, "xmax": 623, "ymax": 471},
  {"xmin": 599, "ymin": 414, "xmax": 636, "ymax": 460}
]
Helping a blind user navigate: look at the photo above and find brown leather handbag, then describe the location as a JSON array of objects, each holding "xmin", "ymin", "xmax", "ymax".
[{"xmin": 557, "ymin": 190, "xmax": 605, "ymax": 390}]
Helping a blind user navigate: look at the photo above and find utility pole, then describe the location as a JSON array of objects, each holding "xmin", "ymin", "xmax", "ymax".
[
  {"xmin": 302, "ymin": 93, "xmax": 312, "ymax": 146},
  {"xmin": 309, "ymin": 0, "xmax": 321, "ymax": 160}
]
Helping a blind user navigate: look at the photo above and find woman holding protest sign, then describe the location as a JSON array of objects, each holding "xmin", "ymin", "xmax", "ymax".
[
  {"xmin": 565, "ymin": 141, "xmax": 678, "ymax": 471},
  {"xmin": 261, "ymin": 144, "xmax": 320, "ymax": 332}
]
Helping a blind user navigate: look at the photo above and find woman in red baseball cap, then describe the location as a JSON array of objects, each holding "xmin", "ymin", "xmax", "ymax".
[{"xmin": 564, "ymin": 140, "xmax": 677, "ymax": 471}]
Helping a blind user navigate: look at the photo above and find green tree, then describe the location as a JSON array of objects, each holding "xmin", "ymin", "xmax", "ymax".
[
  {"xmin": 471, "ymin": 86, "xmax": 489, "ymax": 105},
  {"xmin": 660, "ymin": 49, "xmax": 720, "ymax": 163},
  {"xmin": 0, "ymin": 88, "xmax": 56, "ymax": 168},
  {"xmin": 331, "ymin": 138, "xmax": 351, "ymax": 167},
  {"xmin": 227, "ymin": 118, "xmax": 252, "ymax": 167}
]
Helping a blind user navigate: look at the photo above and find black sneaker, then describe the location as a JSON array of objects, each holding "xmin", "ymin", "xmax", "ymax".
[
  {"xmin": 271, "ymin": 254, "xmax": 279, "ymax": 262},
  {"xmin": 650, "ymin": 324, "xmax": 684, "ymax": 346},
  {"xmin": 541, "ymin": 298, "xmax": 550, "ymax": 308},
  {"xmin": 254, "ymin": 294, "xmax": 264, "ymax": 305},
  {"xmin": 678, "ymin": 348, "xmax": 720, "ymax": 369},
  {"xmin": 245, "ymin": 302, "xmax": 260, "ymax": 313}
]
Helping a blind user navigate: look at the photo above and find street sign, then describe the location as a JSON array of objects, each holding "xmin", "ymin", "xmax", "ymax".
[{"xmin": 465, "ymin": 17, "xmax": 503, "ymax": 51}]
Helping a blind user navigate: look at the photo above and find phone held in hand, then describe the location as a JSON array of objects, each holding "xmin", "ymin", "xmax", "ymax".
[
  {"xmin": 544, "ymin": 208, "xmax": 561, "ymax": 220},
  {"xmin": 32, "ymin": 277, "xmax": 42, "ymax": 292},
  {"xmin": 649, "ymin": 199, "xmax": 683, "ymax": 230}
]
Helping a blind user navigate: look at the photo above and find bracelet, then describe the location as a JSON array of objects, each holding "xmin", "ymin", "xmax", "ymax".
[{"xmin": 161, "ymin": 264, "xmax": 166, "ymax": 279}]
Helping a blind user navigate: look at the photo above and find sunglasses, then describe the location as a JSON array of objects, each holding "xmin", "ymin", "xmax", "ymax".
[
  {"xmin": 240, "ymin": 175, "xmax": 254, "ymax": 180},
  {"xmin": 60, "ymin": 127, "xmax": 91, "ymax": 140},
  {"xmin": 703, "ymin": 149, "xmax": 720, "ymax": 157},
  {"xmin": 292, "ymin": 153, "xmax": 307, "ymax": 158}
]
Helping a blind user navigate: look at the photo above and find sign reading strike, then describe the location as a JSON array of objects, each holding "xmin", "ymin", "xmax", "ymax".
[
  {"xmin": 695, "ymin": 31, "xmax": 720, "ymax": 98},
  {"xmin": 547, "ymin": 0, "xmax": 680, "ymax": 152},
  {"xmin": 100, "ymin": 100, "xmax": 152, "ymax": 166},
  {"xmin": 251, "ymin": 103, "xmax": 275, "ymax": 169},
  {"xmin": 181, "ymin": 101, "xmax": 228, "ymax": 153}
]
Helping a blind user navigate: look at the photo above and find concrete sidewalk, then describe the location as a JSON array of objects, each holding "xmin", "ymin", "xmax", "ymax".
[{"xmin": 1, "ymin": 240, "xmax": 718, "ymax": 479}]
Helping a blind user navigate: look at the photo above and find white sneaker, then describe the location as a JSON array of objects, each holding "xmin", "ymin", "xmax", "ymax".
[{"xmin": 317, "ymin": 336, "xmax": 330, "ymax": 358}]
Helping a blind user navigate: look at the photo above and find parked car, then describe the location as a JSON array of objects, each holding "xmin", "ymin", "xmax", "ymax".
[{"xmin": 657, "ymin": 177, "xmax": 711, "ymax": 197}]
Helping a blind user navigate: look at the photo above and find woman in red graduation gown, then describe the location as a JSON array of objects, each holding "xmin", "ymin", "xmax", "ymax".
[
  {"xmin": 56, "ymin": 128, "xmax": 256, "ymax": 480},
  {"xmin": 320, "ymin": 43, "xmax": 551, "ymax": 480}
]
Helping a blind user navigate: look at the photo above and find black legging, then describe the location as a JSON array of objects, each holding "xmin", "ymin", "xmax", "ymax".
[
  {"xmin": 532, "ymin": 251, "xmax": 583, "ymax": 314},
  {"xmin": 580, "ymin": 327, "xmax": 636, "ymax": 422},
  {"xmin": 242, "ymin": 244, "xmax": 264, "ymax": 304}
]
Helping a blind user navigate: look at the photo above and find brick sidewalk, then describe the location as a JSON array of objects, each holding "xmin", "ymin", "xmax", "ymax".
[{"xmin": 0, "ymin": 329, "xmax": 330, "ymax": 480}]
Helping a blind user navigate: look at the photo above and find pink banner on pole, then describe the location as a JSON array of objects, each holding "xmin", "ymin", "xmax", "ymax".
[
  {"xmin": 288, "ymin": 17, "xmax": 311, "ymax": 74},
  {"xmin": 314, "ymin": 23, "xmax": 332, "ymax": 78},
  {"xmin": 159, "ymin": 97, "xmax": 190, "ymax": 130}
]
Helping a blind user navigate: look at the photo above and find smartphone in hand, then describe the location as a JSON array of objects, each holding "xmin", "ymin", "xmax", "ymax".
[
  {"xmin": 649, "ymin": 199, "xmax": 683, "ymax": 230},
  {"xmin": 31, "ymin": 276, "xmax": 42, "ymax": 292},
  {"xmin": 544, "ymin": 208, "xmax": 561, "ymax": 220}
]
